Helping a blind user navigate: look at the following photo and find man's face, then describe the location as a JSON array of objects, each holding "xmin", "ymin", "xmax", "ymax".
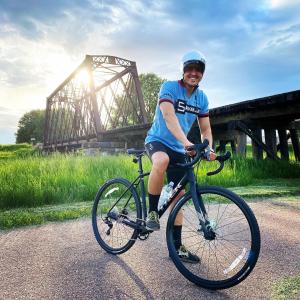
[{"xmin": 183, "ymin": 64, "xmax": 203, "ymax": 87}]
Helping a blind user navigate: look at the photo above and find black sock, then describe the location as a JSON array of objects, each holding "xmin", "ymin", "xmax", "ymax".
[
  {"xmin": 148, "ymin": 193, "xmax": 160, "ymax": 213},
  {"xmin": 173, "ymin": 225, "xmax": 182, "ymax": 250}
]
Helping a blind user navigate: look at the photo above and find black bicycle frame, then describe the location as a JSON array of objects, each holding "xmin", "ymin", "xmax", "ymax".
[
  {"xmin": 157, "ymin": 166, "xmax": 208, "ymax": 224},
  {"xmin": 106, "ymin": 142, "xmax": 231, "ymax": 237},
  {"xmin": 106, "ymin": 153, "xmax": 210, "ymax": 233},
  {"xmin": 111, "ymin": 154, "xmax": 207, "ymax": 221},
  {"xmin": 137, "ymin": 155, "xmax": 149, "ymax": 220}
]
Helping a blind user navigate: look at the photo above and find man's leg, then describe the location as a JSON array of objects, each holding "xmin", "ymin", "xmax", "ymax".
[
  {"xmin": 166, "ymin": 152, "xmax": 200, "ymax": 263},
  {"xmin": 167, "ymin": 189, "xmax": 200, "ymax": 263},
  {"xmin": 148, "ymin": 151, "xmax": 169, "ymax": 203},
  {"xmin": 168, "ymin": 191, "xmax": 185, "ymax": 223},
  {"xmin": 168, "ymin": 190, "xmax": 185, "ymax": 249},
  {"xmin": 146, "ymin": 150, "xmax": 169, "ymax": 230}
]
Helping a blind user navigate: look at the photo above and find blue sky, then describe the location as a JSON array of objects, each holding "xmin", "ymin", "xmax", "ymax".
[{"xmin": 0, "ymin": 0, "xmax": 299, "ymax": 143}]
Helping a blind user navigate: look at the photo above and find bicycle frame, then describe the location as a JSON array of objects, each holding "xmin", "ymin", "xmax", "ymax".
[
  {"xmin": 106, "ymin": 155, "xmax": 150, "ymax": 222},
  {"xmin": 106, "ymin": 154, "xmax": 209, "ymax": 232},
  {"xmin": 158, "ymin": 167, "xmax": 209, "ymax": 225}
]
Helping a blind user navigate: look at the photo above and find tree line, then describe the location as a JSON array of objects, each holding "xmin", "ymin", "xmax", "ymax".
[{"xmin": 16, "ymin": 73, "xmax": 165, "ymax": 143}]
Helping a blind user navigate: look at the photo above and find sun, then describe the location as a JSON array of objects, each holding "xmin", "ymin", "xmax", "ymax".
[{"xmin": 76, "ymin": 69, "xmax": 91, "ymax": 87}]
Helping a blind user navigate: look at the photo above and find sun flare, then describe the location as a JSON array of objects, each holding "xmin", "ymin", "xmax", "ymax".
[{"xmin": 76, "ymin": 69, "xmax": 91, "ymax": 86}]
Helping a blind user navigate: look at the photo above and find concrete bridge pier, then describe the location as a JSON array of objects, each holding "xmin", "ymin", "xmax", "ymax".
[
  {"xmin": 264, "ymin": 128, "xmax": 277, "ymax": 159},
  {"xmin": 252, "ymin": 128, "xmax": 263, "ymax": 160},
  {"xmin": 278, "ymin": 129, "xmax": 289, "ymax": 160},
  {"xmin": 235, "ymin": 132, "xmax": 247, "ymax": 156},
  {"xmin": 290, "ymin": 129, "xmax": 300, "ymax": 161},
  {"xmin": 216, "ymin": 131, "xmax": 247, "ymax": 157}
]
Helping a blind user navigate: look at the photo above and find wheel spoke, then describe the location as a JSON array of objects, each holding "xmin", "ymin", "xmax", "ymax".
[
  {"xmin": 168, "ymin": 189, "xmax": 259, "ymax": 288},
  {"xmin": 216, "ymin": 217, "xmax": 246, "ymax": 230},
  {"xmin": 92, "ymin": 179, "xmax": 140, "ymax": 253}
]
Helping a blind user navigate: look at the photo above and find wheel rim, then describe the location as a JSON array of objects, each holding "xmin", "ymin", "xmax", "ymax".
[
  {"xmin": 95, "ymin": 181, "xmax": 139, "ymax": 251},
  {"xmin": 171, "ymin": 191, "xmax": 258, "ymax": 283}
]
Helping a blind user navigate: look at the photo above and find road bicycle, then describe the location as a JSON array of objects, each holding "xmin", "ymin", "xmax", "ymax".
[{"xmin": 92, "ymin": 139, "xmax": 261, "ymax": 290}]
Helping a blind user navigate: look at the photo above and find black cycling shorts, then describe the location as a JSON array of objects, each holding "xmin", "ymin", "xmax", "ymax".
[{"xmin": 145, "ymin": 141, "xmax": 188, "ymax": 187}]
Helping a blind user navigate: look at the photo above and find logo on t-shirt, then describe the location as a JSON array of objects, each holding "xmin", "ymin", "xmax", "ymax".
[{"xmin": 175, "ymin": 100, "xmax": 200, "ymax": 115}]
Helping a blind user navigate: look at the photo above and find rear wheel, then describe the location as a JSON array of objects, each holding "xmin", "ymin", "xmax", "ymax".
[
  {"xmin": 167, "ymin": 186, "xmax": 260, "ymax": 290},
  {"xmin": 92, "ymin": 178, "xmax": 142, "ymax": 254}
]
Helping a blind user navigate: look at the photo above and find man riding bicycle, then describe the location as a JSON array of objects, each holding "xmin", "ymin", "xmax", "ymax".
[{"xmin": 145, "ymin": 50, "xmax": 217, "ymax": 263}]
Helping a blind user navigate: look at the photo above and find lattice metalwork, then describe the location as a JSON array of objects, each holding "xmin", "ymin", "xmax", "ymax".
[{"xmin": 44, "ymin": 55, "xmax": 148, "ymax": 148}]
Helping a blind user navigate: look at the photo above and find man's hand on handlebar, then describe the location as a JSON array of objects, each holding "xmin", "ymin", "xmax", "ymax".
[
  {"xmin": 184, "ymin": 140, "xmax": 217, "ymax": 160},
  {"xmin": 184, "ymin": 140, "xmax": 196, "ymax": 157},
  {"xmin": 175, "ymin": 140, "xmax": 231, "ymax": 174},
  {"xmin": 204, "ymin": 147, "xmax": 217, "ymax": 161}
]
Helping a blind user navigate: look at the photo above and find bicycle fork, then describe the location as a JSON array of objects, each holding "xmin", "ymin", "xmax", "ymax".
[{"xmin": 188, "ymin": 168, "xmax": 216, "ymax": 240}]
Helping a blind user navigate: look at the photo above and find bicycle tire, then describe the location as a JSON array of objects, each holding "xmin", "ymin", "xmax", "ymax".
[
  {"xmin": 166, "ymin": 186, "xmax": 260, "ymax": 290},
  {"xmin": 92, "ymin": 177, "xmax": 142, "ymax": 255}
]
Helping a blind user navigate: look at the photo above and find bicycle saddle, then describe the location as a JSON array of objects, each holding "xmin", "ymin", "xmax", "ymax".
[{"xmin": 126, "ymin": 149, "xmax": 145, "ymax": 155}]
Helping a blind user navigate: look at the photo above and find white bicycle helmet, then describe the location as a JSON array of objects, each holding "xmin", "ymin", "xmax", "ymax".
[{"xmin": 181, "ymin": 50, "xmax": 206, "ymax": 73}]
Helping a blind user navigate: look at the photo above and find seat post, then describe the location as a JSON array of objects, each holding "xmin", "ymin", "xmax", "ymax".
[
  {"xmin": 137, "ymin": 155, "xmax": 144, "ymax": 175},
  {"xmin": 137, "ymin": 155, "xmax": 148, "ymax": 220}
]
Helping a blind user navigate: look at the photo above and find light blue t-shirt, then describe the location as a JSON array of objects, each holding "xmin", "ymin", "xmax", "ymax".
[{"xmin": 145, "ymin": 80, "xmax": 209, "ymax": 153}]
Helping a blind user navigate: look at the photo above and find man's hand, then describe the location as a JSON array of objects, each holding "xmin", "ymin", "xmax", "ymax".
[
  {"xmin": 184, "ymin": 140, "xmax": 196, "ymax": 157},
  {"xmin": 204, "ymin": 147, "xmax": 217, "ymax": 161}
]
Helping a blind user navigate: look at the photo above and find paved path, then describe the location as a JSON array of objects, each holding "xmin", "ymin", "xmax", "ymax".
[{"xmin": 0, "ymin": 200, "xmax": 299, "ymax": 300}]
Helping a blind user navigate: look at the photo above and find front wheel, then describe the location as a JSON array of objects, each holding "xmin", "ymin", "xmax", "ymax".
[
  {"xmin": 92, "ymin": 178, "xmax": 142, "ymax": 255},
  {"xmin": 166, "ymin": 186, "xmax": 260, "ymax": 290}
]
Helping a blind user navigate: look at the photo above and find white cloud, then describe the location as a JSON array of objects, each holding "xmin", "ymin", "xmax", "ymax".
[
  {"xmin": 1, "ymin": 0, "xmax": 300, "ymax": 144},
  {"xmin": 268, "ymin": 0, "xmax": 300, "ymax": 9}
]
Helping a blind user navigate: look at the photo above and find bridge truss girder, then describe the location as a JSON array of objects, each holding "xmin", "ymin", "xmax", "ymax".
[{"xmin": 43, "ymin": 55, "xmax": 148, "ymax": 149}]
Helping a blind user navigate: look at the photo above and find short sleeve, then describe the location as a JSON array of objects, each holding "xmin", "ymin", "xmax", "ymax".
[
  {"xmin": 158, "ymin": 81, "xmax": 176, "ymax": 105},
  {"xmin": 198, "ymin": 92, "xmax": 209, "ymax": 118}
]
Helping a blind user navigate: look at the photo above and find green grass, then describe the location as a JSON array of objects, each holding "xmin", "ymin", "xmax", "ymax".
[
  {"xmin": 234, "ymin": 144, "xmax": 297, "ymax": 161},
  {"xmin": 272, "ymin": 275, "xmax": 300, "ymax": 300},
  {"xmin": 231, "ymin": 179, "xmax": 300, "ymax": 198},
  {"xmin": 0, "ymin": 143, "xmax": 37, "ymax": 159},
  {"xmin": 0, "ymin": 201, "xmax": 92, "ymax": 229},
  {"xmin": 1, "ymin": 187, "xmax": 299, "ymax": 230},
  {"xmin": 0, "ymin": 153, "xmax": 148, "ymax": 209},
  {"xmin": 1, "ymin": 143, "xmax": 299, "ymax": 229},
  {"xmin": 0, "ymin": 152, "xmax": 299, "ymax": 210},
  {"xmin": 0, "ymin": 143, "xmax": 33, "ymax": 151},
  {"xmin": 199, "ymin": 155, "xmax": 300, "ymax": 187}
]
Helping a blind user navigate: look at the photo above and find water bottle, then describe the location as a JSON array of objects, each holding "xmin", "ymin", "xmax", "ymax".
[{"xmin": 158, "ymin": 181, "xmax": 174, "ymax": 211}]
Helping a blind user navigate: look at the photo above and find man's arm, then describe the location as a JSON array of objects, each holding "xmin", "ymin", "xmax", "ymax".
[
  {"xmin": 197, "ymin": 116, "xmax": 213, "ymax": 147},
  {"xmin": 160, "ymin": 102, "xmax": 193, "ymax": 148},
  {"xmin": 198, "ymin": 116, "xmax": 217, "ymax": 160}
]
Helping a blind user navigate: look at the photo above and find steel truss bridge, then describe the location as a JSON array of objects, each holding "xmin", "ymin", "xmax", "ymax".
[
  {"xmin": 43, "ymin": 55, "xmax": 300, "ymax": 161},
  {"xmin": 44, "ymin": 55, "xmax": 148, "ymax": 150}
]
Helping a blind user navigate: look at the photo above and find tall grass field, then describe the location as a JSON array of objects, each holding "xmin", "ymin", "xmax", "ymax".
[
  {"xmin": 0, "ymin": 143, "xmax": 38, "ymax": 159},
  {"xmin": 1, "ymin": 143, "xmax": 300, "ymax": 210}
]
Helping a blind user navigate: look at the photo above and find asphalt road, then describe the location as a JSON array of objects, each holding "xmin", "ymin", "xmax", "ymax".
[{"xmin": 1, "ymin": 200, "xmax": 299, "ymax": 300}]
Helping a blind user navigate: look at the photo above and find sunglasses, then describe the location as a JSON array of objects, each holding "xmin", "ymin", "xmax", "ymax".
[{"xmin": 183, "ymin": 64, "xmax": 204, "ymax": 74}]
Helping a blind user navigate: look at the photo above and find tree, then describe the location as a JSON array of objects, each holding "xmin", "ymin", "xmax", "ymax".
[
  {"xmin": 139, "ymin": 73, "xmax": 166, "ymax": 120},
  {"xmin": 109, "ymin": 73, "xmax": 166, "ymax": 128},
  {"xmin": 16, "ymin": 109, "xmax": 45, "ymax": 143}
]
